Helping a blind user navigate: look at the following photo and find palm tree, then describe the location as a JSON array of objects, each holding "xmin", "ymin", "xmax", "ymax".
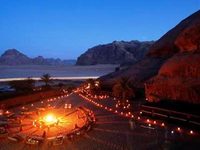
[
  {"xmin": 41, "ymin": 73, "xmax": 51, "ymax": 87},
  {"xmin": 112, "ymin": 77, "xmax": 135, "ymax": 104}
]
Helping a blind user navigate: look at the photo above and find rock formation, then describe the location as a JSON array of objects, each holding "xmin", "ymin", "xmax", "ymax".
[
  {"xmin": 101, "ymin": 10, "xmax": 200, "ymax": 104},
  {"xmin": 76, "ymin": 40, "xmax": 154, "ymax": 65},
  {"xmin": 145, "ymin": 53, "xmax": 200, "ymax": 104},
  {"xmin": 145, "ymin": 10, "xmax": 200, "ymax": 104}
]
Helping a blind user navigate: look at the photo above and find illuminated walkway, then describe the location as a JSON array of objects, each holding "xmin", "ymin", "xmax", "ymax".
[{"xmin": 0, "ymin": 93, "xmax": 200, "ymax": 150}]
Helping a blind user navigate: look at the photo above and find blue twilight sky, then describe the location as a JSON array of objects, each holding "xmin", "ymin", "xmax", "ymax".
[{"xmin": 0, "ymin": 0, "xmax": 199, "ymax": 59}]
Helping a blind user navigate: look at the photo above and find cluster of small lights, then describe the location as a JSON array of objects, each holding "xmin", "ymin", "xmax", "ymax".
[
  {"xmin": 64, "ymin": 103, "xmax": 72, "ymax": 109},
  {"xmin": 92, "ymin": 95, "xmax": 109, "ymax": 100},
  {"xmin": 76, "ymin": 87, "xmax": 199, "ymax": 137},
  {"xmin": 79, "ymin": 94, "xmax": 134, "ymax": 119},
  {"xmin": 115, "ymin": 100, "xmax": 131, "ymax": 110},
  {"xmin": 46, "ymin": 95, "xmax": 69, "ymax": 103},
  {"xmin": 143, "ymin": 118, "xmax": 196, "ymax": 136}
]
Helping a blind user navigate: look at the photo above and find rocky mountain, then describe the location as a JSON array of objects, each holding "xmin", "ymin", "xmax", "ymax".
[
  {"xmin": 101, "ymin": 10, "xmax": 200, "ymax": 104},
  {"xmin": 76, "ymin": 40, "xmax": 154, "ymax": 65},
  {"xmin": 147, "ymin": 10, "xmax": 200, "ymax": 57},
  {"xmin": 0, "ymin": 49, "xmax": 76, "ymax": 66},
  {"xmin": 145, "ymin": 10, "xmax": 200, "ymax": 104}
]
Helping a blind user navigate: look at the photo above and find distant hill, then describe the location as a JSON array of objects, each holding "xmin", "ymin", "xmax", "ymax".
[
  {"xmin": 0, "ymin": 49, "xmax": 76, "ymax": 66},
  {"xmin": 76, "ymin": 40, "xmax": 154, "ymax": 65}
]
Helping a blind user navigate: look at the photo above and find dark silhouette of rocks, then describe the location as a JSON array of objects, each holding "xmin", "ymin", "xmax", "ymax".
[
  {"xmin": 101, "ymin": 10, "xmax": 200, "ymax": 104},
  {"xmin": 76, "ymin": 40, "xmax": 154, "ymax": 65},
  {"xmin": 100, "ymin": 57, "xmax": 165, "ymax": 87},
  {"xmin": 0, "ymin": 49, "xmax": 76, "ymax": 66}
]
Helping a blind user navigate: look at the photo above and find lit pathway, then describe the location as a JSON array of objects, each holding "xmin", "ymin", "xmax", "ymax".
[{"xmin": 0, "ymin": 93, "xmax": 200, "ymax": 150}]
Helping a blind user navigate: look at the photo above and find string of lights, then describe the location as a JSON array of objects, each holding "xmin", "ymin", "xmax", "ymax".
[{"xmin": 76, "ymin": 89, "xmax": 198, "ymax": 137}]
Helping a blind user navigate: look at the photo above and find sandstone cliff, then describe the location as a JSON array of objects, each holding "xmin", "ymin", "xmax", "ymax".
[
  {"xmin": 145, "ymin": 53, "xmax": 200, "ymax": 104},
  {"xmin": 145, "ymin": 10, "xmax": 200, "ymax": 104}
]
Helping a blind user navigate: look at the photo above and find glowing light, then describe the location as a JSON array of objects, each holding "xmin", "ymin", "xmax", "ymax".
[
  {"xmin": 177, "ymin": 127, "xmax": 181, "ymax": 131},
  {"xmin": 190, "ymin": 130, "xmax": 193, "ymax": 135},
  {"xmin": 43, "ymin": 114, "xmax": 58, "ymax": 125},
  {"xmin": 171, "ymin": 130, "xmax": 174, "ymax": 134},
  {"xmin": 147, "ymin": 119, "xmax": 150, "ymax": 123},
  {"xmin": 161, "ymin": 123, "xmax": 165, "ymax": 127},
  {"xmin": 153, "ymin": 121, "xmax": 157, "ymax": 124}
]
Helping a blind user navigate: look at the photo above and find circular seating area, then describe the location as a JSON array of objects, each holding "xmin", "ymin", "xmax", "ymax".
[{"xmin": 0, "ymin": 105, "xmax": 96, "ymax": 146}]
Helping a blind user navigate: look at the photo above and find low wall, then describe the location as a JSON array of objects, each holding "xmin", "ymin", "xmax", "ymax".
[
  {"xmin": 141, "ymin": 104, "xmax": 200, "ymax": 129},
  {"xmin": 0, "ymin": 90, "xmax": 63, "ymax": 108}
]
